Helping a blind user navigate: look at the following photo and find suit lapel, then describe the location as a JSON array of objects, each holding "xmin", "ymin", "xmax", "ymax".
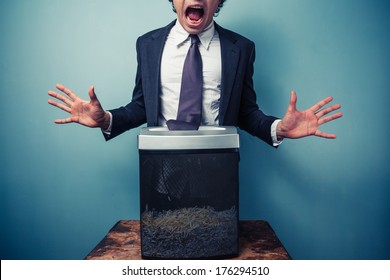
[
  {"xmin": 142, "ymin": 20, "xmax": 176, "ymax": 126},
  {"xmin": 215, "ymin": 23, "xmax": 240, "ymax": 126}
]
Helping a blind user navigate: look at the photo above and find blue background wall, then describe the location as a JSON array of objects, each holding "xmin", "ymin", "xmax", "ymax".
[{"xmin": 1, "ymin": 0, "xmax": 389, "ymax": 260}]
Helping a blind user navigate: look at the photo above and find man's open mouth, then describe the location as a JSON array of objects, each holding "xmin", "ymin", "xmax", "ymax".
[{"xmin": 186, "ymin": 7, "xmax": 204, "ymax": 22}]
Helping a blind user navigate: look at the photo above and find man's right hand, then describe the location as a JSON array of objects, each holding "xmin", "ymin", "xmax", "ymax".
[{"xmin": 48, "ymin": 84, "xmax": 111, "ymax": 130}]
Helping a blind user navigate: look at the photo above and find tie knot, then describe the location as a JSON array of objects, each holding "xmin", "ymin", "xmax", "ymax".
[{"xmin": 190, "ymin": 34, "xmax": 200, "ymax": 45}]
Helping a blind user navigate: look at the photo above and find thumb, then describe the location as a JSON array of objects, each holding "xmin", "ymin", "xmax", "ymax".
[
  {"xmin": 88, "ymin": 85, "xmax": 99, "ymax": 104},
  {"xmin": 288, "ymin": 90, "xmax": 297, "ymax": 111}
]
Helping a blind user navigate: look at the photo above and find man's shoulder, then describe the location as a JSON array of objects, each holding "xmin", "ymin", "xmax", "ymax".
[
  {"xmin": 137, "ymin": 20, "xmax": 176, "ymax": 42},
  {"xmin": 215, "ymin": 22, "xmax": 254, "ymax": 47}
]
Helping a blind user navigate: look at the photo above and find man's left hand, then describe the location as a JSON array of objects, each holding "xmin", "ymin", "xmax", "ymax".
[{"xmin": 276, "ymin": 91, "xmax": 343, "ymax": 140}]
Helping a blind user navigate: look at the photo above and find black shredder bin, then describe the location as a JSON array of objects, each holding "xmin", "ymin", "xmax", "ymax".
[{"xmin": 138, "ymin": 126, "xmax": 240, "ymax": 259}]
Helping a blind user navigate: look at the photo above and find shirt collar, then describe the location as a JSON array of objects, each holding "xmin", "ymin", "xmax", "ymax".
[{"xmin": 174, "ymin": 20, "xmax": 216, "ymax": 50}]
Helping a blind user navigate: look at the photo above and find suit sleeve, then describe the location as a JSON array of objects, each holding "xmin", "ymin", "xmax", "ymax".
[
  {"xmin": 103, "ymin": 38, "xmax": 147, "ymax": 141},
  {"xmin": 237, "ymin": 42, "xmax": 278, "ymax": 146}
]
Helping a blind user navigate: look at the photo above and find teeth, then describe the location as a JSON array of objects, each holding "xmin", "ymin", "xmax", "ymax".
[{"xmin": 187, "ymin": 5, "xmax": 203, "ymax": 10}]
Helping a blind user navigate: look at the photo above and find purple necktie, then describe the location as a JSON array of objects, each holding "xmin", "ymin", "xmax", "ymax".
[{"xmin": 167, "ymin": 35, "xmax": 203, "ymax": 130}]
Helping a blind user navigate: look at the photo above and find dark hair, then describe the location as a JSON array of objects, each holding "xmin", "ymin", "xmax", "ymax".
[{"xmin": 168, "ymin": 0, "xmax": 227, "ymax": 16}]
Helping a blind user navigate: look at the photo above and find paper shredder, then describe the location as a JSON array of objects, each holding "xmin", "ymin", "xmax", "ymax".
[{"xmin": 138, "ymin": 126, "xmax": 240, "ymax": 259}]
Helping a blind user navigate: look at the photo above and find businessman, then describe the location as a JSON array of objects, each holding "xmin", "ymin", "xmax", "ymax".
[{"xmin": 48, "ymin": 0, "xmax": 342, "ymax": 146}]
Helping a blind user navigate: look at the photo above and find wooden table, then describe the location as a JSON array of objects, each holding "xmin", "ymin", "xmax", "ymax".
[{"xmin": 85, "ymin": 220, "xmax": 291, "ymax": 260}]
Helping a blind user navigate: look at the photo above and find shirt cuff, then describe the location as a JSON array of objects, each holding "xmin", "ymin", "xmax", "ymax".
[
  {"xmin": 271, "ymin": 119, "xmax": 283, "ymax": 147},
  {"xmin": 102, "ymin": 111, "xmax": 113, "ymax": 135}
]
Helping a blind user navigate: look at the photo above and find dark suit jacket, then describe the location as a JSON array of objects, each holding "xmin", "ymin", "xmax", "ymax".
[{"xmin": 105, "ymin": 20, "xmax": 278, "ymax": 146}]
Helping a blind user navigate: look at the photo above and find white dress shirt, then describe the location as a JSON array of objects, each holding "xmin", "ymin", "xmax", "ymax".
[{"xmin": 159, "ymin": 20, "xmax": 221, "ymax": 126}]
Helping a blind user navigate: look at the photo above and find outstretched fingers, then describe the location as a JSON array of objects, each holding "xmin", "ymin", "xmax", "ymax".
[
  {"xmin": 48, "ymin": 89, "xmax": 72, "ymax": 106},
  {"xmin": 310, "ymin": 96, "xmax": 343, "ymax": 125},
  {"xmin": 318, "ymin": 111, "xmax": 343, "ymax": 126},
  {"xmin": 47, "ymin": 98, "xmax": 71, "ymax": 113},
  {"xmin": 315, "ymin": 102, "xmax": 343, "ymax": 125},
  {"xmin": 47, "ymin": 84, "xmax": 79, "ymax": 112},
  {"xmin": 314, "ymin": 130, "xmax": 337, "ymax": 139},
  {"xmin": 48, "ymin": 84, "xmax": 79, "ymax": 124},
  {"xmin": 309, "ymin": 96, "xmax": 334, "ymax": 113},
  {"xmin": 316, "ymin": 103, "xmax": 342, "ymax": 117},
  {"xmin": 314, "ymin": 101, "xmax": 343, "ymax": 139},
  {"xmin": 55, "ymin": 84, "xmax": 77, "ymax": 100},
  {"xmin": 53, "ymin": 117, "xmax": 74, "ymax": 125}
]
